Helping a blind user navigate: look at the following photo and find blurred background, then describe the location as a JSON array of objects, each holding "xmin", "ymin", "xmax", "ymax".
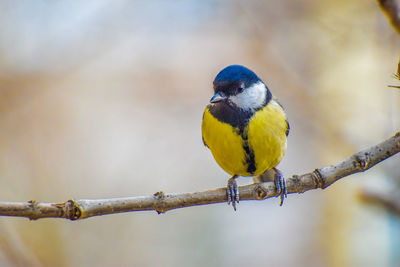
[{"xmin": 0, "ymin": 0, "xmax": 399, "ymax": 266}]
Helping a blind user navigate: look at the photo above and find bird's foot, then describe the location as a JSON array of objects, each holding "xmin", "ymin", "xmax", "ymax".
[
  {"xmin": 227, "ymin": 175, "xmax": 239, "ymax": 211},
  {"xmin": 274, "ymin": 168, "xmax": 287, "ymax": 206}
]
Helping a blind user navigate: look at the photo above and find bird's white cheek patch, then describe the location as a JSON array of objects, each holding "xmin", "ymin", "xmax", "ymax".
[{"xmin": 230, "ymin": 82, "xmax": 266, "ymax": 110}]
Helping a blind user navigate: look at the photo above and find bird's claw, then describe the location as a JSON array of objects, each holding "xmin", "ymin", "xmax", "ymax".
[
  {"xmin": 274, "ymin": 170, "xmax": 287, "ymax": 206},
  {"xmin": 227, "ymin": 176, "xmax": 239, "ymax": 211}
]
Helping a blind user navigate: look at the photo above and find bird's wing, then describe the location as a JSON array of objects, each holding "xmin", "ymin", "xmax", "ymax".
[
  {"xmin": 285, "ymin": 119, "xmax": 290, "ymax": 137},
  {"xmin": 202, "ymin": 135, "xmax": 209, "ymax": 148}
]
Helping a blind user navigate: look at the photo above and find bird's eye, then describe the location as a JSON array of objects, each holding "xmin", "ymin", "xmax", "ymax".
[{"xmin": 237, "ymin": 86, "xmax": 244, "ymax": 93}]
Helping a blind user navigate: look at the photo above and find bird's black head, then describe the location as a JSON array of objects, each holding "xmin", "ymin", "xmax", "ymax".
[{"xmin": 210, "ymin": 65, "xmax": 271, "ymax": 111}]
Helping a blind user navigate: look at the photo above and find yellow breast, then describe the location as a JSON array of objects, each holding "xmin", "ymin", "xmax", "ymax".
[{"xmin": 201, "ymin": 100, "xmax": 288, "ymax": 176}]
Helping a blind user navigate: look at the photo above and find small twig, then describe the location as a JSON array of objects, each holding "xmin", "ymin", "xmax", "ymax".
[
  {"xmin": 0, "ymin": 132, "xmax": 398, "ymax": 220},
  {"xmin": 388, "ymin": 59, "xmax": 400, "ymax": 88},
  {"xmin": 378, "ymin": 0, "xmax": 400, "ymax": 34}
]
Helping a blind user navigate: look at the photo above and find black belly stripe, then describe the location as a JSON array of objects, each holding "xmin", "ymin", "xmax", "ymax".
[
  {"xmin": 235, "ymin": 127, "xmax": 256, "ymax": 175},
  {"xmin": 243, "ymin": 140, "xmax": 256, "ymax": 174}
]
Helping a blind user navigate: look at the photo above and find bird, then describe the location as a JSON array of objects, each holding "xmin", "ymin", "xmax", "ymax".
[{"xmin": 201, "ymin": 65, "xmax": 289, "ymax": 210}]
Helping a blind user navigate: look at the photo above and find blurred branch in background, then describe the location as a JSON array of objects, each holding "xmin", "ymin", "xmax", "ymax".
[
  {"xmin": 0, "ymin": 132, "xmax": 398, "ymax": 221},
  {"xmin": 378, "ymin": 0, "xmax": 400, "ymax": 34},
  {"xmin": 0, "ymin": 222, "xmax": 42, "ymax": 266},
  {"xmin": 359, "ymin": 189, "xmax": 400, "ymax": 216}
]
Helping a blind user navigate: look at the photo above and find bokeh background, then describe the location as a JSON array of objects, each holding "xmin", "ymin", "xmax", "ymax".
[{"xmin": 0, "ymin": 1, "xmax": 399, "ymax": 266}]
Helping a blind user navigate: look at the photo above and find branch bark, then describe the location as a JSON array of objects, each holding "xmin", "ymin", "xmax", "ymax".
[
  {"xmin": 0, "ymin": 132, "xmax": 399, "ymax": 220},
  {"xmin": 378, "ymin": 0, "xmax": 400, "ymax": 34}
]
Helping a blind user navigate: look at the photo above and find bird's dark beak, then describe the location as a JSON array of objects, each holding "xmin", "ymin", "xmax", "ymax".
[{"xmin": 210, "ymin": 92, "xmax": 226, "ymax": 103}]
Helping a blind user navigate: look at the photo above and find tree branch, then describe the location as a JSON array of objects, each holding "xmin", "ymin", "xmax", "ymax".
[
  {"xmin": 378, "ymin": 0, "xmax": 400, "ymax": 34},
  {"xmin": 0, "ymin": 132, "xmax": 398, "ymax": 220}
]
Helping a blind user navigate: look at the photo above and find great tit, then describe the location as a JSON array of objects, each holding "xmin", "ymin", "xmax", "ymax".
[{"xmin": 201, "ymin": 65, "xmax": 289, "ymax": 210}]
